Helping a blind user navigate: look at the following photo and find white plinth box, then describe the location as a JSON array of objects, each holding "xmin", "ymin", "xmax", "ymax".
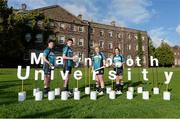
[
  {"xmin": 35, "ymin": 91, "xmax": 43, "ymax": 101},
  {"xmin": 109, "ymin": 90, "xmax": 116, "ymax": 99},
  {"xmin": 90, "ymin": 91, "xmax": 97, "ymax": 100},
  {"xmin": 18, "ymin": 91, "xmax": 26, "ymax": 102}
]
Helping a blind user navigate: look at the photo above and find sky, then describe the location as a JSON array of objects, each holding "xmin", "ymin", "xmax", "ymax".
[{"xmin": 8, "ymin": 0, "xmax": 180, "ymax": 47}]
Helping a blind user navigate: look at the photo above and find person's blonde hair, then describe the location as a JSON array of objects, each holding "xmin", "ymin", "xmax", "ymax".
[{"xmin": 94, "ymin": 44, "xmax": 100, "ymax": 49}]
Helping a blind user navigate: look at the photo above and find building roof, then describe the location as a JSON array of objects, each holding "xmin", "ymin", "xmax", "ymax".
[
  {"xmin": 27, "ymin": 5, "xmax": 148, "ymax": 35},
  {"xmin": 32, "ymin": 5, "xmax": 88, "ymax": 25},
  {"xmin": 88, "ymin": 20, "xmax": 147, "ymax": 35}
]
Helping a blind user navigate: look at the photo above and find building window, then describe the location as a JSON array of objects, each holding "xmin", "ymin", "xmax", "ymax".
[
  {"xmin": 72, "ymin": 38, "xmax": 76, "ymax": 45},
  {"xmin": 117, "ymin": 33, "xmax": 122, "ymax": 38},
  {"xmin": 174, "ymin": 59, "xmax": 177, "ymax": 65},
  {"xmin": 48, "ymin": 35, "xmax": 55, "ymax": 40},
  {"xmin": 26, "ymin": 21, "xmax": 32, "ymax": 27},
  {"xmin": 79, "ymin": 26, "xmax": 84, "ymax": 32},
  {"xmin": 143, "ymin": 56, "xmax": 146, "ymax": 64},
  {"xmin": 37, "ymin": 20, "xmax": 43, "ymax": 27},
  {"xmin": 135, "ymin": 35, "xmax": 138, "ymax": 39},
  {"xmin": 109, "ymin": 31, "xmax": 113, "ymax": 37},
  {"xmin": 128, "ymin": 44, "xmax": 131, "ymax": 50},
  {"xmin": 142, "ymin": 46, "xmax": 145, "ymax": 51},
  {"xmin": 71, "ymin": 25, "xmax": 76, "ymax": 31},
  {"xmin": 91, "ymin": 28, "xmax": 94, "ymax": 34},
  {"xmin": 60, "ymin": 23, "xmax": 65, "ymax": 29},
  {"xmin": 90, "ymin": 41, "xmax": 94, "ymax": 47},
  {"xmin": 35, "ymin": 34, "xmax": 43, "ymax": 43},
  {"xmin": 128, "ymin": 34, "xmax": 131, "ymax": 39},
  {"xmin": 99, "ymin": 41, "xmax": 104, "ymax": 48},
  {"xmin": 136, "ymin": 45, "xmax": 138, "ymax": 51},
  {"xmin": 78, "ymin": 39, "xmax": 84, "ymax": 46},
  {"xmin": 100, "ymin": 30, "xmax": 104, "ymax": 36},
  {"xmin": 108, "ymin": 43, "xmax": 113, "ymax": 49},
  {"xmin": 49, "ymin": 22, "xmax": 55, "ymax": 28},
  {"xmin": 142, "ymin": 36, "xmax": 145, "ymax": 40},
  {"xmin": 25, "ymin": 33, "xmax": 31, "ymax": 42},
  {"xmin": 78, "ymin": 52, "xmax": 84, "ymax": 62},
  {"xmin": 178, "ymin": 59, "xmax": 180, "ymax": 65},
  {"xmin": 58, "ymin": 36, "xmax": 65, "ymax": 44}
]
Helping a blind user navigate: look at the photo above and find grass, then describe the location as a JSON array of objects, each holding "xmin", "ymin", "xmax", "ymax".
[{"xmin": 0, "ymin": 67, "xmax": 180, "ymax": 118}]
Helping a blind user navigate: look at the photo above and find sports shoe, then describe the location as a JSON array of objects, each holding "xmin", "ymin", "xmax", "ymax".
[
  {"xmin": 98, "ymin": 91, "xmax": 104, "ymax": 95},
  {"xmin": 43, "ymin": 87, "xmax": 50, "ymax": 97},
  {"xmin": 116, "ymin": 90, "xmax": 122, "ymax": 95},
  {"xmin": 67, "ymin": 91, "xmax": 72, "ymax": 97}
]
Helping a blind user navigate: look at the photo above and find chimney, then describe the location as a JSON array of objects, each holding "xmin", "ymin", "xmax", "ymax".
[
  {"xmin": 111, "ymin": 21, "xmax": 116, "ymax": 26},
  {"xmin": 78, "ymin": 14, "xmax": 82, "ymax": 20},
  {"xmin": 21, "ymin": 3, "xmax": 27, "ymax": 11}
]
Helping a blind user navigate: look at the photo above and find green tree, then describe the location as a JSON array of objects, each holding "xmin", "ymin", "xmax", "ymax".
[
  {"xmin": 148, "ymin": 37, "xmax": 156, "ymax": 66},
  {"xmin": 155, "ymin": 41, "xmax": 174, "ymax": 67},
  {"xmin": 0, "ymin": 1, "xmax": 51, "ymax": 67}
]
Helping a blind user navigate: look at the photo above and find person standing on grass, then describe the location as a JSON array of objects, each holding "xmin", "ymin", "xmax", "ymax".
[
  {"xmin": 43, "ymin": 39, "xmax": 56, "ymax": 97},
  {"xmin": 62, "ymin": 38, "xmax": 76, "ymax": 95},
  {"xmin": 92, "ymin": 45, "xmax": 106, "ymax": 95},
  {"xmin": 112, "ymin": 47, "xmax": 125, "ymax": 94}
]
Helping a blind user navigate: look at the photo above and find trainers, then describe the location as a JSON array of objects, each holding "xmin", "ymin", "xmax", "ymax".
[
  {"xmin": 43, "ymin": 87, "xmax": 49, "ymax": 97},
  {"xmin": 116, "ymin": 90, "xmax": 122, "ymax": 95},
  {"xmin": 98, "ymin": 91, "xmax": 104, "ymax": 95},
  {"xmin": 67, "ymin": 91, "xmax": 72, "ymax": 97}
]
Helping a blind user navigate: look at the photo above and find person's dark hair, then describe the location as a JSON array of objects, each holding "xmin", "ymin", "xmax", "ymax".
[
  {"xmin": 48, "ymin": 39, "xmax": 54, "ymax": 44},
  {"xmin": 114, "ymin": 47, "xmax": 120, "ymax": 54},
  {"xmin": 67, "ymin": 38, "xmax": 73, "ymax": 42}
]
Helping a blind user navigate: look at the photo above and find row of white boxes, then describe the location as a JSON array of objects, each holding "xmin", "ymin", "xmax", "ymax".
[{"xmin": 18, "ymin": 86, "xmax": 171, "ymax": 102}]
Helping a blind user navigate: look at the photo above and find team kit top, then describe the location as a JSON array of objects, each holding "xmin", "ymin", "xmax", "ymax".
[
  {"xmin": 63, "ymin": 45, "xmax": 74, "ymax": 67},
  {"xmin": 112, "ymin": 54, "xmax": 125, "ymax": 68},
  {"xmin": 43, "ymin": 46, "xmax": 125, "ymax": 70},
  {"xmin": 43, "ymin": 48, "xmax": 56, "ymax": 66},
  {"xmin": 92, "ymin": 52, "xmax": 106, "ymax": 71}
]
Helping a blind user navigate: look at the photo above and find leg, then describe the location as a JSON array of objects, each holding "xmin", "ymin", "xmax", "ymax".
[
  {"xmin": 63, "ymin": 73, "xmax": 70, "ymax": 91},
  {"xmin": 43, "ymin": 74, "xmax": 51, "ymax": 97},
  {"xmin": 116, "ymin": 75, "xmax": 121, "ymax": 91},
  {"xmin": 44, "ymin": 75, "xmax": 51, "ymax": 88},
  {"xmin": 95, "ymin": 75, "xmax": 100, "ymax": 91},
  {"xmin": 63, "ymin": 67, "xmax": 72, "ymax": 91},
  {"xmin": 119, "ymin": 75, "xmax": 124, "ymax": 92},
  {"xmin": 98, "ymin": 74, "xmax": 105, "ymax": 92}
]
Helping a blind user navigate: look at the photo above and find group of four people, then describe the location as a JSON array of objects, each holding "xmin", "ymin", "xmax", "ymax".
[{"xmin": 42, "ymin": 38, "xmax": 125, "ymax": 97}]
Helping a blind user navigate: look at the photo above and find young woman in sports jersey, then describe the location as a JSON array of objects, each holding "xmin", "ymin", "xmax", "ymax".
[
  {"xmin": 112, "ymin": 47, "xmax": 125, "ymax": 94},
  {"xmin": 92, "ymin": 46, "xmax": 106, "ymax": 95}
]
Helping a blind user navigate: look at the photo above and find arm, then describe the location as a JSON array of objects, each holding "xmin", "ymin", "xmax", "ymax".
[
  {"xmin": 62, "ymin": 54, "xmax": 74, "ymax": 60},
  {"xmin": 43, "ymin": 56, "xmax": 51, "ymax": 65},
  {"xmin": 62, "ymin": 47, "xmax": 75, "ymax": 60},
  {"xmin": 43, "ymin": 49, "xmax": 51, "ymax": 65}
]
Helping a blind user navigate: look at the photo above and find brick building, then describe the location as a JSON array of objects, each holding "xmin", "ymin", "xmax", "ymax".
[
  {"xmin": 172, "ymin": 46, "xmax": 180, "ymax": 66},
  {"xmin": 88, "ymin": 21, "xmax": 149, "ymax": 66},
  {"xmin": 22, "ymin": 5, "xmax": 150, "ymax": 67}
]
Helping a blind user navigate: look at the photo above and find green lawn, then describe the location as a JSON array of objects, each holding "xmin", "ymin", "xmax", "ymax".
[{"xmin": 0, "ymin": 67, "xmax": 180, "ymax": 118}]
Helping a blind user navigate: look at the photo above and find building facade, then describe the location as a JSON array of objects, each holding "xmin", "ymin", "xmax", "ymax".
[
  {"xmin": 23, "ymin": 5, "xmax": 150, "ymax": 67},
  {"xmin": 88, "ymin": 21, "xmax": 149, "ymax": 66},
  {"xmin": 172, "ymin": 46, "xmax": 180, "ymax": 66}
]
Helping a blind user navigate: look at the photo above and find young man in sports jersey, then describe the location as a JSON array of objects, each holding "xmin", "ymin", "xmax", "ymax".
[
  {"xmin": 92, "ymin": 46, "xmax": 106, "ymax": 95},
  {"xmin": 112, "ymin": 47, "xmax": 125, "ymax": 94},
  {"xmin": 43, "ymin": 39, "xmax": 56, "ymax": 97},
  {"xmin": 62, "ymin": 38, "xmax": 76, "ymax": 93}
]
